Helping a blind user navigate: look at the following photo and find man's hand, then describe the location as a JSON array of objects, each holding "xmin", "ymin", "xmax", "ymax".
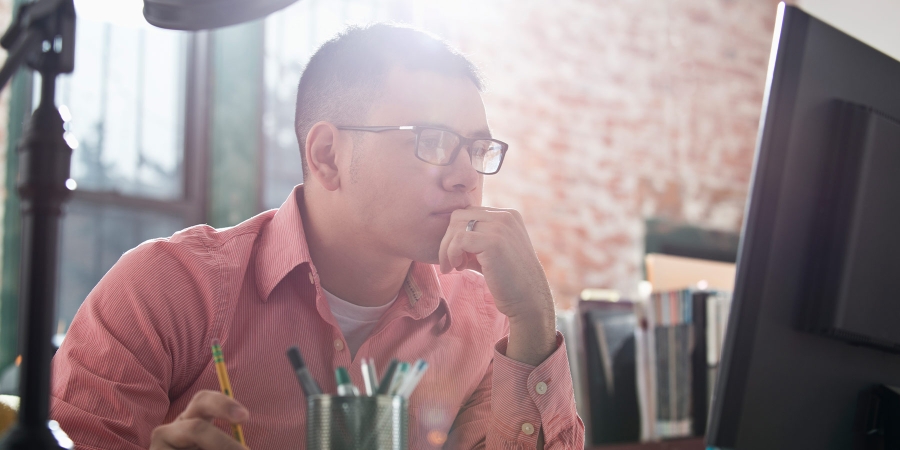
[
  {"xmin": 438, "ymin": 206, "xmax": 557, "ymax": 365},
  {"xmin": 150, "ymin": 390, "xmax": 248, "ymax": 450}
]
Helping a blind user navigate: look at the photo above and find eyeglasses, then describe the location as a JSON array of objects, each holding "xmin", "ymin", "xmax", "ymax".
[{"xmin": 335, "ymin": 125, "xmax": 509, "ymax": 175}]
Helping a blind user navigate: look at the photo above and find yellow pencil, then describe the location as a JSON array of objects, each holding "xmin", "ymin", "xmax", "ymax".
[{"xmin": 211, "ymin": 338, "xmax": 246, "ymax": 446}]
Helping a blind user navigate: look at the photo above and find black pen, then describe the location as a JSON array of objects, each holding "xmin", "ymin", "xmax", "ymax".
[
  {"xmin": 375, "ymin": 359, "xmax": 400, "ymax": 395},
  {"xmin": 287, "ymin": 346, "xmax": 323, "ymax": 397}
]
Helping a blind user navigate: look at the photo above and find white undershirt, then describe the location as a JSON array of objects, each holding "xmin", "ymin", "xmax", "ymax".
[{"xmin": 322, "ymin": 287, "xmax": 397, "ymax": 358}]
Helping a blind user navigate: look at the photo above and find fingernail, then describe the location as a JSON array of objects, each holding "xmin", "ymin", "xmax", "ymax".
[{"xmin": 230, "ymin": 405, "xmax": 248, "ymax": 421}]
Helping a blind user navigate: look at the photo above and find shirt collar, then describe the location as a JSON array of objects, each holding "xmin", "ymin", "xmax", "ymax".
[
  {"xmin": 254, "ymin": 185, "xmax": 313, "ymax": 302},
  {"xmin": 254, "ymin": 185, "xmax": 453, "ymax": 327}
]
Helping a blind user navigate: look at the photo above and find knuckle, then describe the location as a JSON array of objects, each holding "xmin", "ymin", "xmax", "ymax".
[
  {"xmin": 193, "ymin": 389, "xmax": 216, "ymax": 403},
  {"xmin": 150, "ymin": 425, "xmax": 166, "ymax": 443},
  {"xmin": 185, "ymin": 417, "xmax": 211, "ymax": 435}
]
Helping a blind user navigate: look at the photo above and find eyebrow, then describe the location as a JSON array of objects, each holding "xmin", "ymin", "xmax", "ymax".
[{"xmin": 410, "ymin": 121, "xmax": 493, "ymax": 139}]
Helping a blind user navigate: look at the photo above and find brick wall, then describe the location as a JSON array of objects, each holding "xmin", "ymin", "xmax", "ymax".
[
  {"xmin": 398, "ymin": 0, "xmax": 782, "ymax": 307},
  {"xmin": 0, "ymin": 0, "xmax": 783, "ymax": 309}
]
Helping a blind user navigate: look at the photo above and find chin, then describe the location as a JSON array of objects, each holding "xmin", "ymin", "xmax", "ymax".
[
  {"xmin": 399, "ymin": 222, "xmax": 447, "ymax": 264},
  {"xmin": 413, "ymin": 246, "xmax": 441, "ymax": 265},
  {"xmin": 404, "ymin": 236, "xmax": 442, "ymax": 265}
]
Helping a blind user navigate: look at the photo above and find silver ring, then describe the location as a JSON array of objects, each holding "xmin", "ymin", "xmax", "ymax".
[{"xmin": 466, "ymin": 219, "xmax": 478, "ymax": 232}]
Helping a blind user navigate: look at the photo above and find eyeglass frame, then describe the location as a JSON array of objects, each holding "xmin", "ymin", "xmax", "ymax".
[{"xmin": 334, "ymin": 125, "xmax": 509, "ymax": 175}]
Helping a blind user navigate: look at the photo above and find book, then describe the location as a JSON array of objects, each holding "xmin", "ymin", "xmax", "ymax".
[
  {"xmin": 645, "ymin": 253, "xmax": 736, "ymax": 292},
  {"xmin": 634, "ymin": 304, "xmax": 655, "ymax": 441},
  {"xmin": 556, "ymin": 309, "xmax": 591, "ymax": 441},
  {"xmin": 636, "ymin": 289, "xmax": 732, "ymax": 441},
  {"xmin": 582, "ymin": 301, "xmax": 641, "ymax": 445},
  {"xmin": 690, "ymin": 291, "xmax": 708, "ymax": 437}
]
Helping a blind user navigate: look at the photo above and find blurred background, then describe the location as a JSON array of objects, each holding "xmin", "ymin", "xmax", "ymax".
[{"xmin": 0, "ymin": 0, "xmax": 898, "ymax": 445}]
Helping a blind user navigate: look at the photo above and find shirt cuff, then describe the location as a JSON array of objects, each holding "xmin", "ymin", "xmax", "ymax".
[{"xmin": 491, "ymin": 331, "xmax": 578, "ymax": 446}]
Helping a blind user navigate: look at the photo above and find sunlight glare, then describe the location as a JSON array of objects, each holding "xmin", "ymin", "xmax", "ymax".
[{"xmin": 74, "ymin": 0, "xmax": 149, "ymax": 29}]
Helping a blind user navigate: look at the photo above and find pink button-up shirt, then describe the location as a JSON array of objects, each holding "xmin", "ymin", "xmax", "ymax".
[{"xmin": 50, "ymin": 186, "xmax": 584, "ymax": 449}]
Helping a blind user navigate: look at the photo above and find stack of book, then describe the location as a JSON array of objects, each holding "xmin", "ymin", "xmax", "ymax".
[{"xmin": 635, "ymin": 289, "xmax": 732, "ymax": 441}]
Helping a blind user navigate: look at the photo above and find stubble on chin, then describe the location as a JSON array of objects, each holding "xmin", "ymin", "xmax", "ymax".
[
  {"xmin": 402, "ymin": 231, "xmax": 443, "ymax": 265},
  {"xmin": 413, "ymin": 240, "xmax": 441, "ymax": 265},
  {"xmin": 392, "ymin": 218, "xmax": 448, "ymax": 265}
]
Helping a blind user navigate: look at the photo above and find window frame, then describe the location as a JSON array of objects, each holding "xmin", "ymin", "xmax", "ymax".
[
  {"xmin": 0, "ymin": 30, "xmax": 213, "ymax": 371},
  {"xmin": 65, "ymin": 31, "xmax": 211, "ymax": 225}
]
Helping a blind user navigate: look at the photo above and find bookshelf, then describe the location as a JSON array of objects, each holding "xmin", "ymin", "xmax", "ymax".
[
  {"xmin": 573, "ymin": 251, "xmax": 734, "ymax": 450},
  {"xmin": 592, "ymin": 436, "xmax": 705, "ymax": 450}
]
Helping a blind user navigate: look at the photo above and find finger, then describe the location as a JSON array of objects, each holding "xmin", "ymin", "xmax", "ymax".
[
  {"xmin": 451, "ymin": 208, "xmax": 521, "ymax": 233},
  {"xmin": 439, "ymin": 209, "xmax": 500, "ymax": 273},
  {"xmin": 178, "ymin": 390, "xmax": 248, "ymax": 423},
  {"xmin": 446, "ymin": 230, "xmax": 490, "ymax": 271},
  {"xmin": 439, "ymin": 216, "xmax": 467, "ymax": 274},
  {"xmin": 151, "ymin": 418, "xmax": 247, "ymax": 450},
  {"xmin": 438, "ymin": 226, "xmax": 453, "ymax": 274},
  {"xmin": 464, "ymin": 252, "xmax": 483, "ymax": 273}
]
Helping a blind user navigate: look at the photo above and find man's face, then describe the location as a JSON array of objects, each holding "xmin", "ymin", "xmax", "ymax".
[{"xmin": 338, "ymin": 67, "xmax": 488, "ymax": 264}]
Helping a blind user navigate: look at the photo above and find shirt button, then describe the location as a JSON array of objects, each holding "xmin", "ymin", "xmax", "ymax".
[
  {"xmin": 522, "ymin": 422, "xmax": 535, "ymax": 435},
  {"xmin": 308, "ymin": 271, "xmax": 315, "ymax": 285},
  {"xmin": 535, "ymin": 381, "xmax": 548, "ymax": 395},
  {"xmin": 334, "ymin": 339, "xmax": 344, "ymax": 351}
]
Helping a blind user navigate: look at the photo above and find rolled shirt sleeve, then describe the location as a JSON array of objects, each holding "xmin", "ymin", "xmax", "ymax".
[
  {"xmin": 447, "ymin": 331, "xmax": 585, "ymax": 449},
  {"xmin": 490, "ymin": 331, "xmax": 585, "ymax": 449}
]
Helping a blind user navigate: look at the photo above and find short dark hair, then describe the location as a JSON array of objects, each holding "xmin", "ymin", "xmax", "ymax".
[{"xmin": 294, "ymin": 23, "xmax": 484, "ymax": 177}]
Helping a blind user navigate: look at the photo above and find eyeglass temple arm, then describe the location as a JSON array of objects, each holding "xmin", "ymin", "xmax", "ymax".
[{"xmin": 335, "ymin": 126, "xmax": 415, "ymax": 132}]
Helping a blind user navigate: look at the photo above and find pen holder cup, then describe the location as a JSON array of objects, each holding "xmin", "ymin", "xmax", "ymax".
[{"xmin": 306, "ymin": 394, "xmax": 408, "ymax": 450}]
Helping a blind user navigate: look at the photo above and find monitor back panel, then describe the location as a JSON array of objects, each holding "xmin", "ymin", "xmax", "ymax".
[{"xmin": 707, "ymin": 5, "xmax": 900, "ymax": 449}]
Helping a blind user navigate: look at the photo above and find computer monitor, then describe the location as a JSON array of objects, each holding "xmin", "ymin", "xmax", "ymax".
[{"xmin": 706, "ymin": 3, "xmax": 900, "ymax": 450}]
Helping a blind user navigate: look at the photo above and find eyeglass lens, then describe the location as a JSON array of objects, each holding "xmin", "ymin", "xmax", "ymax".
[{"xmin": 416, "ymin": 128, "xmax": 504, "ymax": 174}]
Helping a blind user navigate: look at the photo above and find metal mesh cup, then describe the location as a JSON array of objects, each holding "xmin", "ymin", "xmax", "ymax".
[{"xmin": 306, "ymin": 394, "xmax": 408, "ymax": 450}]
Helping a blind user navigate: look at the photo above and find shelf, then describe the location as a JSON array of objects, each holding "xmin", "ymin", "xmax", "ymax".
[{"xmin": 591, "ymin": 436, "xmax": 706, "ymax": 450}]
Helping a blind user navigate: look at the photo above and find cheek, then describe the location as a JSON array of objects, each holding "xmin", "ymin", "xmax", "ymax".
[{"xmin": 418, "ymin": 166, "xmax": 448, "ymax": 209}]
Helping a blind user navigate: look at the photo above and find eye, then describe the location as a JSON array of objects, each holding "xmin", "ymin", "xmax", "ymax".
[
  {"xmin": 470, "ymin": 141, "xmax": 492, "ymax": 156},
  {"xmin": 420, "ymin": 138, "xmax": 442, "ymax": 148}
]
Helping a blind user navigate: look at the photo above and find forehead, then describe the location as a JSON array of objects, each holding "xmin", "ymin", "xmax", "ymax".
[{"xmin": 365, "ymin": 67, "xmax": 490, "ymax": 137}]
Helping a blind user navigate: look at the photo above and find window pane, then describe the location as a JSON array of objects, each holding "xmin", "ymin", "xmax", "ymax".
[
  {"xmin": 42, "ymin": 16, "xmax": 188, "ymax": 200},
  {"xmin": 56, "ymin": 200, "xmax": 185, "ymax": 329}
]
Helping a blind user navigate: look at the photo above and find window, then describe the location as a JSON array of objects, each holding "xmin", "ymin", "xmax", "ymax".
[{"xmin": 45, "ymin": 11, "xmax": 208, "ymax": 330}]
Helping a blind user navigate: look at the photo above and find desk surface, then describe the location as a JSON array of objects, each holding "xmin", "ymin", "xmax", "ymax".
[{"xmin": 592, "ymin": 437, "xmax": 706, "ymax": 450}]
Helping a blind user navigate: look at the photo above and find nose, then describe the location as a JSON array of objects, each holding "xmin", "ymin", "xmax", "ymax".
[{"xmin": 441, "ymin": 145, "xmax": 481, "ymax": 193}]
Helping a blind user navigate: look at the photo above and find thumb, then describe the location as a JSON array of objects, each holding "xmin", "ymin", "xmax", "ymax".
[{"xmin": 464, "ymin": 253, "xmax": 483, "ymax": 274}]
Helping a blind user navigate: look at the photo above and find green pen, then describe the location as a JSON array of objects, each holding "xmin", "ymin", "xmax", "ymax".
[{"xmin": 335, "ymin": 367, "xmax": 359, "ymax": 396}]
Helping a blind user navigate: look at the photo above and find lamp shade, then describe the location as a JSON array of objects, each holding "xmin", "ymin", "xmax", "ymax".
[{"xmin": 143, "ymin": 0, "xmax": 299, "ymax": 30}]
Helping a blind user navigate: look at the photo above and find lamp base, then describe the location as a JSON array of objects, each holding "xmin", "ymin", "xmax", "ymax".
[{"xmin": 0, "ymin": 421, "xmax": 72, "ymax": 450}]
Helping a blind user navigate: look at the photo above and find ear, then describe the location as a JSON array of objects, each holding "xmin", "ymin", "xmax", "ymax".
[{"xmin": 305, "ymin": 121, "xmax": 343, "ymax": 191}]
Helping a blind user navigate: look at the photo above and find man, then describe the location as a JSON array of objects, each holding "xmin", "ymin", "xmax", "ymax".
[{"xmin": 50, "ymin": 24, "xmax": 584, "ymax": 449}]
